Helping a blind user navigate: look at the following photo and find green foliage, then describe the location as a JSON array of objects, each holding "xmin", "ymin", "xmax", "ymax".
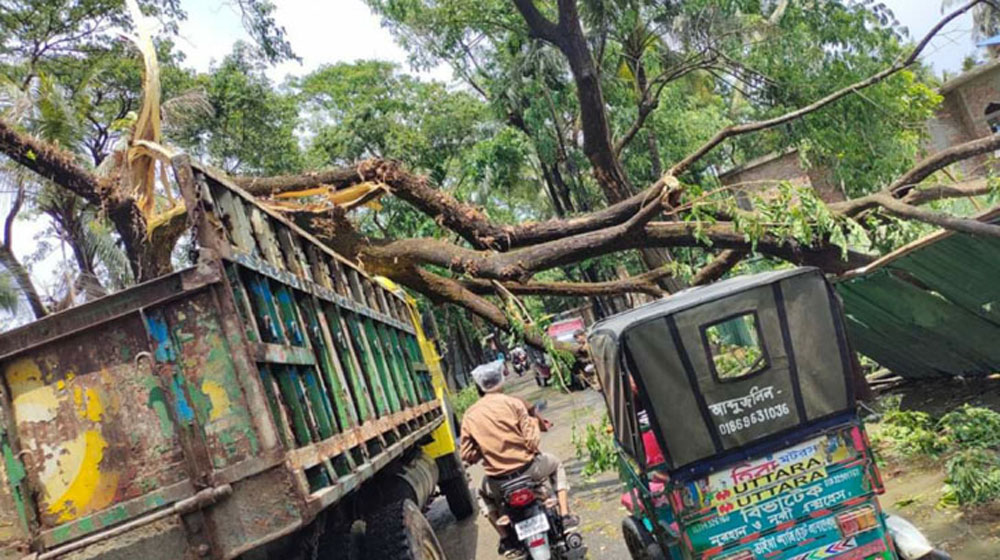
[
  {"xmin": 451, "ymin": 384, "xmax": 479, "ymax": 421},
  {"xmin": 941, "ymin": 449, "xmax": 1000, "ymax": 507},
  {"xmin": 715, "ymin": 181, "xmax": 870, "ymax": 257},
  {"xmin": 938, "ymin": 405, "xmax": 1000, "ymax": 450},
  {"xmin": 873, "ymin": 399, "xmax": 1000, "ymax": 507},
  {"xmin": 874, "ymin": 402, "xmax": 948, "ymax": 457},
  {"xmin": 173, "ymin": 42, "xmax": 301, "ymax": 175},
  {"xmin": 0, "ymin": 0, "xmax": 293, "ymax": 75},
  {"xmin": 571, "ymin": 414, "xmax": 617, "ymax": 477},
  {"xmin": 295, "ymin": 60, "xmax": 548, "ymax": 240},
  {"xmin": 731, "ymin": 2, "xmax": 940, "ymax": 197},
  {"xmin": 0, "ymin": 272, "xmax": 18, "ymax": 314}
]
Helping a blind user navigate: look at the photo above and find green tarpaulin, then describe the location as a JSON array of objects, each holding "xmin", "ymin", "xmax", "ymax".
[{"xmin": 836, "ymin": 215, "xmax": 1000, "ymax": 378}]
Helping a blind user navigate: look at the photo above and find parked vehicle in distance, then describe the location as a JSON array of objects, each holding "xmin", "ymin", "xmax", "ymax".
[
  {"xmin": 0, "ymin": 157, "xmax": 473, "ymax": 560},
  {"xmin": 588, "ymin": 268, "xmax": 949, "ymax": 560}
]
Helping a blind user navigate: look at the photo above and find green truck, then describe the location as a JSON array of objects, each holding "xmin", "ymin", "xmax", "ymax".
[{"xmin": 0, "ymin": 156, "xmax": 472, "ymax": 559}]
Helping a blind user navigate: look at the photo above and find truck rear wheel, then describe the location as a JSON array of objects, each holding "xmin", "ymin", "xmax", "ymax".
[
  {"xmin": 365, "ymin": 499, "xmax": 446, "ymax": 560},
  {"xmin": 440, "ymin": 475, "xmax": 475, "ymax": 520},
  {"xmin": 438, "ymin": 452, "xmax": 475, "ymax": 520}
]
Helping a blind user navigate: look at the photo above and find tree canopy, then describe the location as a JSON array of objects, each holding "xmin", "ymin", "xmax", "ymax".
[{"xmin": 1, "ymin": 0, "xmax": 999, "ymax": 356}]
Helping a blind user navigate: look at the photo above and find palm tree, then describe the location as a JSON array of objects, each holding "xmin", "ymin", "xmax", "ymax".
[{"xmin": 0, "ymin": 272, "xmax": 18, "ymax": 314}]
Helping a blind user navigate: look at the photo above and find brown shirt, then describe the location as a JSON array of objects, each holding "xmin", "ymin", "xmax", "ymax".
[{"xmin": 460, "ymin": 392, "xmax": 540, "ymax": 476}]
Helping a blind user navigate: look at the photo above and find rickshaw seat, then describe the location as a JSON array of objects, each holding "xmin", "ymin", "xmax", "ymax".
[{"xmin": 642, "ymin": 429, "xmax": 665, "ymax": 467}]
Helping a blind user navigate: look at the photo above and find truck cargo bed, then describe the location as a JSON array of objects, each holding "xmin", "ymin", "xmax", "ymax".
[{"xmin": 0, "ymin": 157, "xmax": 443, "ymax": 559}]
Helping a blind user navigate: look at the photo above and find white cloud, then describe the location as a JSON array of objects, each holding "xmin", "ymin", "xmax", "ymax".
[{"xmin": 176, "ymin": 0, "xmax": 453, "ymax": 83}]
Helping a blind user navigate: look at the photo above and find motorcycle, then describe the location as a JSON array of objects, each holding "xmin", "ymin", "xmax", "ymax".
[{"xmin": 497, "ymin": 474, "xmax": 586, "ymax": 560}]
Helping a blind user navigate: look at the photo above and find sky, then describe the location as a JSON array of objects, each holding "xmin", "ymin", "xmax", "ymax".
[
  {"xmin": 2, "ymin": 0, "xmax": 985, "ymax": 319},
  {"xmin": 176, "ymin": 0, "xmax": 453, "ymax": 82},
  {"xmin": 882, "ymin": 0, "xmax": 977, "ymax": 76},
  {"xmin": 170, "ymin": 0, "xmax": 978, "ymax": 81}
]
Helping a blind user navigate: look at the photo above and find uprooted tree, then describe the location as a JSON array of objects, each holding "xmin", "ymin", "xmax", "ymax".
[{"xmin": 3, "ymin": 0, "xmax": 1000, "ymax": 351}]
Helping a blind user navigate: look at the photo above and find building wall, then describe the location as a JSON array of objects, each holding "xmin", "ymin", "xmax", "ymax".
[
  {"xmin": 719, "ymin": 150, "xmax": 845, "ymax": 204},
  {"xmin": 722, "ymin": 63, "xmax": 1000, "ymax": 204},
  {"xmin": 930, "ymin": 65, "xmax": 1000, "ymax": 178}
]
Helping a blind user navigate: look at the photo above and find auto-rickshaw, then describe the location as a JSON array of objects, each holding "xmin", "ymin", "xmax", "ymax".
[{"xmin": 588, "ymin": 268, "xmax": 947, "ymax": 560}]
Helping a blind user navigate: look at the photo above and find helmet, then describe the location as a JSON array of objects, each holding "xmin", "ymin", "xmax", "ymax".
[{"xmin": 471, "ymin": 360, "xmax": 506, "ymax": 393}]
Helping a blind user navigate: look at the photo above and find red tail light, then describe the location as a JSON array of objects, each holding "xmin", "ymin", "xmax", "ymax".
[
  {"xmin": 836, "ymin": 505, "xmax": 879, "ymax": 537},
  {"xmin": 507, "ymin": 488, "xmax": 536, "ymax": 507}
]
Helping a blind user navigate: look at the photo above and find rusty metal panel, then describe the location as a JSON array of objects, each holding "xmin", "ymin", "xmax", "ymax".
[
  {"xmin": 59, "ymin": 517, "xmax": 192, "ymax": 560},
  {"xmin": 205, "ymin": 467, "xmax": 303, "ymax": 558},
  {"xmin": 147, "ymin": 291, "xmax": 261, "ymax": 470},
  {"xmin": 0, "ymin": 156, "xmax": 451, "ymax": 560},
  {"xmin": 0, "ymin": 404, "xmax": 31, "ymax": 556},
  {"xmin": 1, "ymin": 312, "xmax": 190, "ymax": 528}
]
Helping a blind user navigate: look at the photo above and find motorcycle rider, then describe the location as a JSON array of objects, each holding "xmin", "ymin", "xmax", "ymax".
[{"xmin": 461, "ymin": 362, "xmax": 579, "ymax": 556}]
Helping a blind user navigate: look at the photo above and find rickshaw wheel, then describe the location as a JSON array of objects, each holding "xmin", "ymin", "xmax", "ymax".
[{"xmin": 621, "ymin": 516, "xmax": 666, "ymax": 560}]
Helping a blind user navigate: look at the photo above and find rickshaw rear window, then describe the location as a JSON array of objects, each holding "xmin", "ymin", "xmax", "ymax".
[{"xmin": 703, "ymin": 312, "xmax": 767, "ymax": 382}]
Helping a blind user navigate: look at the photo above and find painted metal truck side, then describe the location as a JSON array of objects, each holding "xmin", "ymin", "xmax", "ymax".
[{"xmin": 0, "ymin": 156, "xmax": 463, "ymax": 559}]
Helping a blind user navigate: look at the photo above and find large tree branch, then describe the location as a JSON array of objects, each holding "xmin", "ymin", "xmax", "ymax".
[
  {"xmin": 461, "ymin": 266, "xmax": 672, "ymax": 298},
  {"xmin": 829, "ymin": 134, "xmax": 1000, "ymax": 216},
  {"xmin": 669, "ymin": 0, "xmax": 983, "ymax": 176},
  {"xmin": 235, "ymin": 159, "xmax": 652, "ymax": 251},
  {"xmin": 0, "ymin": 184, "xmax": 46, "ymax": 318},
  {"xmin": 691, "ymin": 249, "xmax": 747, "ymax": 286},
  {"xmin": 2, "ymin": 180, "xmax": 25, "ymax": 251},
  {"xmin": 232, "ymin": 166, "xmax": 368, "ymax": 197},
  {"xmin": 888, "ymin": 133, "xmax": 1000, "ymax": 196},
  {"xmin": 0, "ymin": 117, "xmax": 179, "ymax": 281},
  {"xmin": 869, "ymin": 193, "xmax": 1000, "ymax": 238},
  {"xmin": 0, "ymin": 117, "xmax": 105, "ymax": 205},
  {"xmin": 362, "ymin": 220, "xmax": 870, "ymax": 284},
  {"xmin": 0, "ymin": 246, "xmax": 47, "ymax": 319},
  {"xmin": 510, "ymin": 0, "xmax": 560, "ymax": 42},
  {"xmin": 900, "ymin": 179, "xmax": 992, "ymax": 206}
]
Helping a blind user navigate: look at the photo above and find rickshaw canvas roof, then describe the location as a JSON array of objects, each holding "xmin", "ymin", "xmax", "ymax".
[
  {"xmin": 590, "ymin": 267, "xmax": 814, "ymax": 342},
  {"xmin": 588, "ymin": 266, "xmax": 855, "ymax": 474}
]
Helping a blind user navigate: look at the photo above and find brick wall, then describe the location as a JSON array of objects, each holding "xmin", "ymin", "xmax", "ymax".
[
  {"xmin": 719, "ymin": 62, "xmax": 1000, "ymax": 207},
  {"xmin": 931, "ymin": 64, "xmax": 1000, "ymax": 178},
  {"xmin": 719, "ymin": 150, "xmax": 845, "ymax": 204}
]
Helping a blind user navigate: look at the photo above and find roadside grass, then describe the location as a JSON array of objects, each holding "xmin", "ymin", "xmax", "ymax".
[
  {"xmin": 571, "ymin": 414, "xmax": 617, "ymax": 477},
  {"xmin": 872, "ymin": 396, "xmax": 1000, "ymax": 507},
  {"xmin": 451, "ymin": 385, "xmax": 479, "ymax": 420}
]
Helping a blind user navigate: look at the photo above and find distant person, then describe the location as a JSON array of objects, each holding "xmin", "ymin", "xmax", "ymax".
[
  {"xmin": 570, "ymin": 329, "xmax": 596, "ymax": 389},
  {"xmin": 461, "ymin": 363, "xmax": 577, "ymax": 556}
]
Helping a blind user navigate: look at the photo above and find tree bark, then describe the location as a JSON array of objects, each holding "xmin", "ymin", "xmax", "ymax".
[
  {"xmin": 0, "ymin": 247, "xmax": 46, "ymax": 318},
  {"xmin": 691, "ymin": 249, "xmax": 748, "ymax": 286},
  {"xmin": 0, "ymin": 117, "xmax": 183, "ymax": 281},
  {"xmin": 1, "ymin": 183, "xmax": 46, "ymax": 318},
  {"xmin": 461, "ymin": 267, "xmax": 671, "ymax": 298},
  {"xmin": 511, "ymin": 0, "xmax": 635, "ymax": 203}
]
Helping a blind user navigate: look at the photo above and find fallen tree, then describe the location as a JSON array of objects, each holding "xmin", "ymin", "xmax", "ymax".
[{"xmin": 2, "ymin": 0, "xmax": 998, "ymax": 350}]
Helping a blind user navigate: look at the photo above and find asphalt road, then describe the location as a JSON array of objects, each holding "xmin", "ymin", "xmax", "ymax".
[{"xmin": 426, "ymin": 374, "xmax": 632, "ymax": 560}]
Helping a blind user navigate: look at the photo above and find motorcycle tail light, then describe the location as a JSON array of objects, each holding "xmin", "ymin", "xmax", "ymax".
[
  {"xmin": 507, "ymin": 487, "xmax": 536, "ymax": 507},
  {"xmin": 836, "ymin": 505, "xmax": 879, "ymax": 538},
  {"xmin": 717, "ymin": 550, "xmax": 754, "ymax": 560}
]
